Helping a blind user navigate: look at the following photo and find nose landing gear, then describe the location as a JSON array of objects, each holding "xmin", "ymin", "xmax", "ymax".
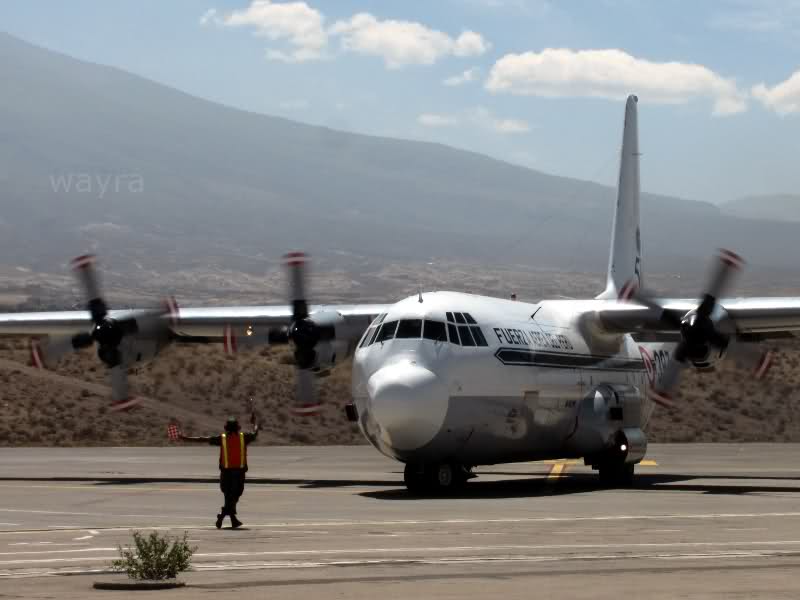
[{"xmin": 403, "ymin": 462, "xmax": 473, "ymax": 494}]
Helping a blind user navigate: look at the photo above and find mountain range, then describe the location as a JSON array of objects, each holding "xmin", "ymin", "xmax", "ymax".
[{"xmin": 0, "ymin": 31, "xmax": 798, "ymax": 288}]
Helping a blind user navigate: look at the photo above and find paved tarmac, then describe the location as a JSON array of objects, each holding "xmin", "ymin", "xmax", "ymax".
[{"xmin": 3, "ymin": 444, "xmax": 800, "ymax": 598}]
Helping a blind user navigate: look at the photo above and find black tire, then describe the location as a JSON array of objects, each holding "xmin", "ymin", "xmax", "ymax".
[{"xmin": 404, "ymin": 463, "xmax": 427, "ymax": 494}]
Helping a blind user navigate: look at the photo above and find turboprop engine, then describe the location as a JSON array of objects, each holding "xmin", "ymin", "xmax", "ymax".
[{"xmin": 567, "ymin": 383, "xmax": 647, "ymax": 465}]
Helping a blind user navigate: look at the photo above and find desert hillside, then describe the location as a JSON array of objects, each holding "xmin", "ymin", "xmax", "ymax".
[{"xmin": 1, "ymin": 336, "xmax": 799, "ymax": 446}]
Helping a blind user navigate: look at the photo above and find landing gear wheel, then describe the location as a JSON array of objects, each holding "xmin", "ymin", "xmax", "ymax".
[
  {"xmin": 403, "ymin": 463, "xmax": 427, "ymax": 494},
  {"xmin": 403, "ymin": 462, "xmax": 469, "ymax": 494},
  {"xmin": 598, "ymin": 463, "xmax": 635, "ymax": 487}
]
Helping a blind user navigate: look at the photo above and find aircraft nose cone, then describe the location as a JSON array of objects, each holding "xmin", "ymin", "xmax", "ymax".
[{"xmin": 367, "ymin": 362, "xmax": 448, "ymax": 451}]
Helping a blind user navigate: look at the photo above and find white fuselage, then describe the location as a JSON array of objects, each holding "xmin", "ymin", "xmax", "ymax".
[{"xmin": 351, "ymin": 291, "xmax": 663, "ymax": 466}]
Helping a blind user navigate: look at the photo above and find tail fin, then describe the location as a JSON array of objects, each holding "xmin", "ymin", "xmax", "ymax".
[{"xmin": 598, "ymin": 94, "xmax": 641, "ymax": 300}]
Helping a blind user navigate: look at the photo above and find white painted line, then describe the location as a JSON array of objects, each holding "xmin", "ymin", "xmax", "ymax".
[
  {"xmin": 3, "ymin": 548, "xmax": 800, "ymax": 577},
  {"xmin": 0, "ymin": 548, "xmax": 115, "ymax": 556},
  {"xmin": 1, "ymin": 510, "xmax": 800, "ymax": 537}
]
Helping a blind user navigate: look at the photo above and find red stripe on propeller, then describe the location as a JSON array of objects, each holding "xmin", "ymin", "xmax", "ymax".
[
  {"xmin": 109, "ymin": 397, "xmax": 143, "ymax": 411},
  {"xmin": 70, "ymin": 254, "xmax": 96, "ymax": 270},
  {"xmin": 284, "ymin": 251, "xmax": 308, "ymax": 266},
  {"xmin": 29, "ymin": 339, "xmax": 44, "ymax": 369},
  {"xmin": 649, "ymin": 389, "xmax": 674, "ymax": 409},
  {"xmin": 719, "ymin": 249, "xmax": 745, "ymax": 270},
  {"xmin": 291, "ymin": 403, "xmax": 322, "ymax": 416},
  {"xmin": 754, "ymin": 350, "xmax": 773, "ymax": 379}
]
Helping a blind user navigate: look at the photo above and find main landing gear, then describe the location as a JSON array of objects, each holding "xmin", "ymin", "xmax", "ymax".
[{"xmin": 403, "ymin": 462, "xmax": 473, "ymax": 494}]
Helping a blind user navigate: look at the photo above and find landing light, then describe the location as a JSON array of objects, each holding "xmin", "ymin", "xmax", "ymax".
[{"xmin": 620, "ymin": 444, "xmax": 628, "ymax": 452}]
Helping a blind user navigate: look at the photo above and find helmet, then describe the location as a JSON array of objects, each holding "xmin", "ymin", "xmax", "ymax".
[{"xmin": 224, "ymin": 418, "xmax": 240, "ymax": 433}]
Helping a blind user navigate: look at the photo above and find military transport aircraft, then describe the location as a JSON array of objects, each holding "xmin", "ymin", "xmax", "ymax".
[{"xmin": 2, "ymin": 95, "xmax": 799, "ymax": 493}]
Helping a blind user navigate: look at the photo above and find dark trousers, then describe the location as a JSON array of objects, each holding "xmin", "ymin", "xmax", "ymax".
[{"xmin": 219, "ymin": 468, "xmax": 246, "ymax": 516}]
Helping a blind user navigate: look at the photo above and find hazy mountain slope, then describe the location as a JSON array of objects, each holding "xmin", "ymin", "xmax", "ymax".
[
  {"xmin": 722, "ymin": 194, "xmax": 800, "ymax": 222},
  {"xmin": 2, "ymin": 31, "xmax": 800, "ymax": 278}
]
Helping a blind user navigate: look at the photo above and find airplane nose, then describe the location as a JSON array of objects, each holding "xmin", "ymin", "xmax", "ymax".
[{"xmin": 367, "ymin": 362, "xmax": 448, "ymax": 451}]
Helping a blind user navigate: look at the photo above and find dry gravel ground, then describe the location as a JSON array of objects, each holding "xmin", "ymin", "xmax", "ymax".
[{"xmin": 1, "ymin": 336, "xmax": 800, "ymax": 446}]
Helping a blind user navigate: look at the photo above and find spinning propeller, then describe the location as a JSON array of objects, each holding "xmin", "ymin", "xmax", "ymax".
[
  {"xmin": 30, "ymin": 254, "xmax": 178, "ymax": 410},
  {"xmin": 624, "ymin": 249, "xmax": 773, "ymax": 407},
  {"xmin": 284, "ymin": 252, "xmax": 334, "ymax": 416}
]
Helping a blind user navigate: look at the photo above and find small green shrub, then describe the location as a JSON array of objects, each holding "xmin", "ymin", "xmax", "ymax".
[{"xmin": 112, "ymin": 531, "xmax": 196, "ymax": 580}]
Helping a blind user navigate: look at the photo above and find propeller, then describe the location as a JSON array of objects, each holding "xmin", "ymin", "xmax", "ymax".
[
  {"xmin": 31, "ymin": 254, "xmax": 179, "ymax": 411},
  {"xmin": 284, "ymin": 252, "xmax": 331, "ymax": 416},
  {"xmin": 625, "ymin": 249, "xmax": 773, "ymax": 407}
]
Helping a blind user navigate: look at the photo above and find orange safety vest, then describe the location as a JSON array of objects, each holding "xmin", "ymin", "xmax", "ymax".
[{"xmin": 220, "ymin": 432, "xmax": 246, "ymax": 469}]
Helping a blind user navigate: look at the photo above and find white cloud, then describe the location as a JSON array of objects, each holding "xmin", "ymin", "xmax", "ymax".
[
  {"xmin": 486, "ymin": 48, "xmax": 748, "ymax": 116},
  {"xmin": 418, "ymin": 113, "xmax": 460, "ymax": 127},
  {"xmin": 330, "ymin": 13, "xmax": 489, "ymax": 68},
  {"xmin": 205, "ymin": 3, "xmax": 491, "ymax": 68},
  {"xmin": 204, "ymin": 1, "xmax": 328, "ymax": 63},
  {"xmin": 443, "ymin": 67, "xmax": 480, "ymax": 86},
  {"xmin": 753, "ymin": 70, "xmax": 800, "ymax": 115},
  {"xmin": 469, "ymin": 107, "xmax": 531, "ymax": 133}
]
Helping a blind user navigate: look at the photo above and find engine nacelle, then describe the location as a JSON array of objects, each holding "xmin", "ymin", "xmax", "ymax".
[
  {"xmin": 567, "ymin": 384, "xmax": 647, "ymax": 463},
  {"xmin": 297, "ymin": 310, "xmax": 366, "ymax": 372}
]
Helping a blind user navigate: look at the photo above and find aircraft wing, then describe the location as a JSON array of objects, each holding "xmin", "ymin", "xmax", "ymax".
[
  {"xmin": 592, "ymin": 297, "xmax": 800, "ymax": 340},
  {"xmin": 0, "ymin": 304, "xmax": 391, "ymax": 341}
]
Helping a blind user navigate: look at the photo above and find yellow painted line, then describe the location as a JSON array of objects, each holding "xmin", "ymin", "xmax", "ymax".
[
  {"xmin": 640, "ymin": 460, "xmax": 658, "ymax": 467},
  {"xmin": 547, "ymin": 464, "xmax": 568, "ymax": 480}
]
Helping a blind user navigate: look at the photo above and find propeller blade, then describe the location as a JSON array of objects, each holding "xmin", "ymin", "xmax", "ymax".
[
  {"xmin": 29, "ymin": 333, "xmax": 94, "ymax": 368},
  {"xmin": 649, "ymin": 342, "xmax": 690, "ymax": 408},
  {"xmin": 108, "ymin": 365, "xmax": 141, "ymax": 411},
  {"xmin": 697, "ymin": 249, "xmax": 744, "ymax": 318},
  {"xmin": 70, "ymin": 254, "xmax": 108, "ymax": 324},
  {"xmin": 131, "ymin": 297, "xmax": 179, "ymax": 339},
  {"xmin": 619, "ymin": 281, "xmax": 683, "ymax": 330},
  {"xmin": 285, "ymin": 252, "xmax": 309, "ymax": 321},
  {"xmin": 725, "ymin": 343, "xmax": 775, "ymax": 380},
  {"xmin": 291, "ymin": 369, "xmax": 321, "ymax": 416}
]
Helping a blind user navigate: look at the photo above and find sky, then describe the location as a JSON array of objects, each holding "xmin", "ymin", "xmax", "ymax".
[{"xmin": 1, "ymin": 0, "xmax": 799, "ymax": 204}]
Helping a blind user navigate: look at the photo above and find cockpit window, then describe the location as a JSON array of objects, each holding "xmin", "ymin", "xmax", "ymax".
[
  {"xmin": 458, "ymin": 325, "xmax": 476, "ymax": 346},
  {"xmin": 470, "ymin": 326, "xmax": 488, "ymax": 346},
  {"xmin": 454, "ymin": 312, "xmax": 466, "ymax": 324},
  {"xmin": 366, "ymin": 326, "xmax": 381, "ymax": 346},
  {"xmin": 447, "ymin": 322, "xmax": 459, "ymax": 345},
  {"xmin": 375, "ymin": 320, "xmax": 398, "ymax": 343},
  {"xmin": 464, "ymin": 313, "xmax": 477, "ymax": 324},
  {"xmin": 359, "ymin": 327, "xmax": 375, "ymax": 348},
  {"xmin": 396, "ymin": 319, "xmax": 422, "ymax": 339},
  {"xmin": 423, "ymin": 320, "xmax": 447, "ymax": 342},
  {"xmin": 446, "ymin": 312, "xmax": 454, "ymax": 323}
]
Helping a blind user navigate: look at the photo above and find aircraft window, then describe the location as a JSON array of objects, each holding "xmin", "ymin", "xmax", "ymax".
[
  {"xmin": 375, "ymin": 321, "xmax": 398, "ymax": 343},
  {"xmin": 396, "ymin": 319, "xmax": 422, "ymax": 339},
  {"xmin": 446, "ymin": 312, "xmax": 454, "ymax": 323},
  {"xmin": 454, "ymin": 312, "xmax": 466, "ymax": 324},
  {"xmin": 359, "ymin": 327, "xmax": 376, "ymax": 348},
  {"xmin": 464, "ymin": 313, "xmax": 477, "ymax": 324},
  {"xmin": 458, "ymin": 325, "xmax": 476, "ymax": 346},
  {"xmin": 366, "ymin": 326, "xmax": 381, "ymax": 346},
  {"xmin": 447, "ymin": 323, "xmax": 459, "ymax": 345},
  {"xmin": 470, "ymin": 326, "xmax": 488, "ymax": 346},
  {"xmin": 423, "ymin": 320, "xmax": 447, "ymax": 341}
]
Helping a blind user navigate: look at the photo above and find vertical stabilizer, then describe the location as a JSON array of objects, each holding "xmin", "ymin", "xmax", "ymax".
[{"xmin": 598, "ymin": 95, "xmax": 641, "ymax": 300}]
